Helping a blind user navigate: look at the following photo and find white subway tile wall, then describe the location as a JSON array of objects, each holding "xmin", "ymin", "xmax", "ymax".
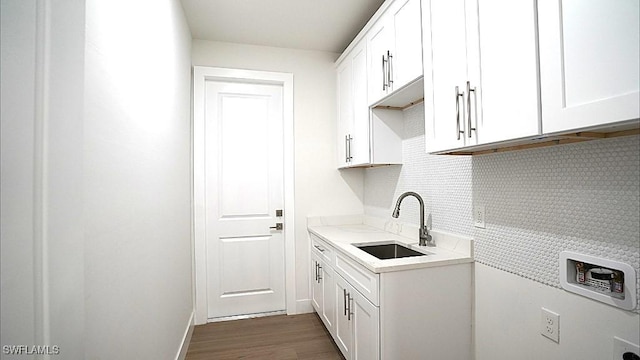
[{"xmin": 363, "ymin": 104, "xmax": 640, "ymax": 312}]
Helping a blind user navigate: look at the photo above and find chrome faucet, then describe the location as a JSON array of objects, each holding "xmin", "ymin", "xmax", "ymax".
[{"xmin": 392, "ymin": 191, "xmax": 434, "ymax": 247}]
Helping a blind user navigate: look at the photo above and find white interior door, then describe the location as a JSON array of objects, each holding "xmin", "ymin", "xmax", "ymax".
[{"xmin": 204, "ymin": 79, "xmax": 285, "ymax": 320}]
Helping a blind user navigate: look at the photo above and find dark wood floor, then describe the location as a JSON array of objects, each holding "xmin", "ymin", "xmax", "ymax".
[{"xmin": 185, "ymin": 313, "xmax": 345, "ymax": 360}]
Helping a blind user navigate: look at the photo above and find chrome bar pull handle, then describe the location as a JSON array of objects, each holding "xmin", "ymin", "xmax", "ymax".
[
  {"xmin": 317, "ymin": 264, "xmax": 322, "ymax": 281},
  {"xmin": 313, "ymin": 244, "xmax": 325, "ymax": 252},
  {"xmin": 466, "ymin": 81, "xmax": 476, "ymax": 139},
  {"xmin": 343, "ymin": 289, "xmax": 348, "ymax": 316},
  {"xmin": 347, "ymin": 134, "xmax": 351, "ymax": 162},
  {"xmin": 455, "ymin": 86, "xmax": 465, "ymax": 140},
  {"xmin": 314, "ymin": 262, "xmax": 318, "ymax": 282},
  {"xmin": 387, "ymin": 50, "xmax": 393, "ymax": 88},
  {"xmin": 381, "ymin": 55, "xmax": 387, "ymax": 91},
  {"xmin": 344, "ymin": 135, "xmax": 349, "ymax": 163},
  {"xmin": 347, "ymin": 294, "xmax": 353, "ymax": 321}
]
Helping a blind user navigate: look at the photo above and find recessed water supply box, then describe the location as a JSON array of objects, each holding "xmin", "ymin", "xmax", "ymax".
[{"xmin": 560, "ymin": 251, "xmax": 637, "ymax": 311}]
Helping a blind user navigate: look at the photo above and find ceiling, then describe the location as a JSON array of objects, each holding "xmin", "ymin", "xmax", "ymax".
[{"xmin": 180, "ymin": 0, "xmax": 385, "ymax": 53}]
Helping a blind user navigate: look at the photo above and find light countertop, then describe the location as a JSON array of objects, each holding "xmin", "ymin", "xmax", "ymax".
[{"xmin": 308, "ymin": 215, "xmax": 474, "ymax": 273}]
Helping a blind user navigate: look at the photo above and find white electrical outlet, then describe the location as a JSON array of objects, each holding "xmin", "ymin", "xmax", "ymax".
[
  {"xmin": 540, "ymin": 308, "xmax": 560, "ymax": 343},
  {"xmin": 474, "ymin": 205, "xmax": 485, "ymax": 228},
  {"xmin": 614, "ymin": 336, "xmax": 640, "ymax": 360}
]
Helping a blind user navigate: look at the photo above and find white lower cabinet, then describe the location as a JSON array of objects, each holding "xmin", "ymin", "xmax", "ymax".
[
  {"xmin": 311, "ymin": 248, "xmax": 336, "ymax": 335},
  {"xmin": 334, "ymin": 275, "xmax": 354, "ymax": 358},
  {"xmin": 319, "ymin": 260, "xmax": 335, "ymax": 332},
  {"xmin": 335, "ymin": 273, "xmax": 380, "ymax": 360},
  {"xmin": 311, "ymin": 253, "xmax": 322, "ymax": 310},
  {"xmin": 310, "ymin": 233, "xmax": 472, "ymax": 359}
]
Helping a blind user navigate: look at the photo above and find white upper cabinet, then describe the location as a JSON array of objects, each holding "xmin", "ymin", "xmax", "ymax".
[
  {"xmin": 538, "ymin": 0, "xmax": 640, "ymax": 134},
  {"xmin": 422, "ymin": 0, "xmax": 469, "ymax": 152},
  {"xmin": 368, "ymin": 0, "xmax": 423, "ymax": 105},
  {"xmin": 337, "ymin": 40, "xmax": 371, "ymax": 168},
  {"xmin": 470, "ymin": 0, "xmax": 540, "ymax": 145},
  {"xmin": 335, "ymin": 0, "xmax": 423, "ymax": 168},
  {"xmin": 351, "ymin": 41, "xmax": 370, "ymax": 166},
  {"xmin": 337, "ymin": 39, "xmax": 403, "ymax": 168},
  {"xmin": 367, "ymin": 19, "xmax": 393, "ymax": 104},
  {"xmin": 423, "ymin": 0, "xmax": 540, "ymax": 153},
  {"xmin": 337, "ymin": 58, "xmax": 353, "ymax": 168},
  {"xmin": 391, "ymin": 0, "xmax": 423, "ymax": 88}
]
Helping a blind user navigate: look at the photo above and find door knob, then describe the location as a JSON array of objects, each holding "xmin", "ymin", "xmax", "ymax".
[{"xmin": 269, "ymin": 223, "xmax": 283, "ymax": 230}]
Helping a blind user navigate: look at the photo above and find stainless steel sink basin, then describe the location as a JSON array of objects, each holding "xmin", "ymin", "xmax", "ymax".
[{"xmin": 355, "ymin": 243, "xmax": 427, "ymax": 260}]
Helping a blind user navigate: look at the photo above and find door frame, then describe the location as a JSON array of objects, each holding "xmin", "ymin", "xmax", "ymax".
[{"xmin": 192, "ymin": 66, "xmax": 295, "ymax": 325}]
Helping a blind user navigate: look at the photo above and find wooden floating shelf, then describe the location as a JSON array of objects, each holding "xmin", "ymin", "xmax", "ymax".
[{"xmin": 373, "ymin": 97, "xmax": 424, "ymax": 111}]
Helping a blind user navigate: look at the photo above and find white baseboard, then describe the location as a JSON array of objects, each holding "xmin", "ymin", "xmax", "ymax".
[
  {"xmin": 176, "ymin": 310, "xmax": 195, "ymax": 360},
  {"xmin": 295, "ymin": 299, "xmax": 313, "ymax": 314}
]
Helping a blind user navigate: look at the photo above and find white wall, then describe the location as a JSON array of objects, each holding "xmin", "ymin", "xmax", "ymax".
[
  {"xmin": 471, "ymin": 134, "xmax": 640, "ymax": 359},
  {"xmin": 43, "ymin": 1, "xmax": 87, "ymax": 356},
  {"xmin": 476, "ymin": 263, "xmax": 640, "ymax": 360},
  {"xmin": 1, "ymin": 0, "xmax": 86, "ymax": 357},
  {"xmin": 1, "ymin": 0, "xmax": 39, "ymax": 351},
  {"xmin": 191, "ymin": 40, "xmax": 365, "ymax": 309},
  {"xmin": 1, "ymin": 0, "xmax": 194, "ymax": 358},
  {"xmin": 83, "ymin": 0, "xmax": 193, "ymax": 358}
]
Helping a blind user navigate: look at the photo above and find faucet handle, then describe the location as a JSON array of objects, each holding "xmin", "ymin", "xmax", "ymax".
[{"xmin": 424, "ymin": 231, "xmax": 435, "ymax": 247}]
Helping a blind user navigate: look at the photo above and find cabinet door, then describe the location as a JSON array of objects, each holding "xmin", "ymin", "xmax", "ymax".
[
  {"xmin": 469, "ymin": 0, "xmax": 540, "ymax": 145},
  {"xmin": 334, "ymin": 276, "xmax": 353, "ymax": 359},
  {"xmin": 337, "ymin": 58, "xmax": 353, "ymax": 167},
  {"xmin": 390, "ymin": 0, "xmax": 423, "ymax": 89},
  {"xmin": 423, "ymin": 0, "xmax": 469, "ymax": 152},
  {"xmin": 367, "ymin": 17, "xmax": 393, "ymax": 104},
  {"xmin": 311, "ymin": 255, "xmax": 323, "ymax": 313},
  {"xmin": 539, "ymin": 0, "xmax": 639, "ymax": 134},
  {"xmin": 351, "ymin": 290, "xmax": 380, "ymax": 360},
  {"xmin": 350, "ymin": 41, "xmax": 371, "ymax": 166},
  {"xmin": 320, "ymin": 262, "xmax": 336, "ymax": 336}
]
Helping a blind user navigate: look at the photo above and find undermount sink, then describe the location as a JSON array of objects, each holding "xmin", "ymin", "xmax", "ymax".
[{"xmin": 355, "ymin": 243, "xmax": 428, "ymax": 260}]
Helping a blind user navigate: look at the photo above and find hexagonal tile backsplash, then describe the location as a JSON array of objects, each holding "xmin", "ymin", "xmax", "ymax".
[
  {"xmin": 473, "ymin": 131, "xmax": 640, "ymax": 311},
  {"xmin": 364, "ymin": 104, "xmax": 640, "ymax": 311}
]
